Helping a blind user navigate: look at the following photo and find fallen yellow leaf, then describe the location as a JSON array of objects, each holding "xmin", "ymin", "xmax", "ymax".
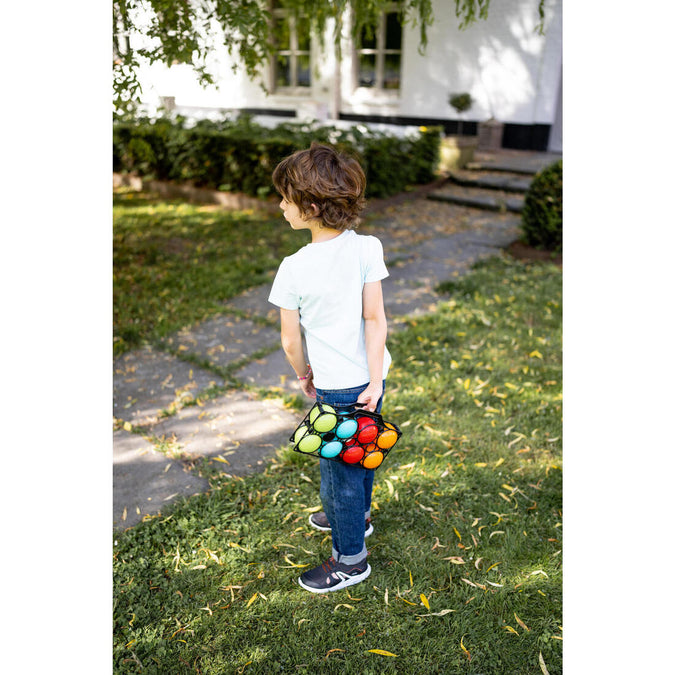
[
  {"xmin": 246, "ymin": 593, "xmax": 258, "ymax": 608},
  {"xmin": 368, "ymin": 649, "xmax": 398, "ymax": 657},
  {"xmin": 539, "ymin": 651, "xmax": 551, "ymax": 675},
  {"xmin": 514, "ymin": 612, "xmax": 530, "ymax": 631},
  {"xmin": 419, "ymin": 608, "xmax": 456, "ymax": 617},
  {"xmin": 420, "ymin": 593, "xmax": 430, "ymax": 610}
]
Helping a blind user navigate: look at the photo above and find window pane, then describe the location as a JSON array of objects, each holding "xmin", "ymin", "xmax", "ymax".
[
  {"xmin": 296, "ymin": 17, "xmax": 311, "ymax": 51},
  {"xmin": 275, "ymin": 55, "xmax": 291, "ymax": 87},
  {"xmin": 383, "ymin": 54, "xmax": 401, "ymax": 89},
  {"xmin": 358, "ymin": 54, "xmax": 376, "ymax": 87},
  {"xmin": 359, "ymin": 24, "xmax": 377, "ymax": 50},
  {"xmin": 274, "ymin": 18, "xmax": 290, "ymax": 50},
  {"xmin": 385, "ymin": 12, "xmax": 402, "ymax": 50},
  {"xmin": 297, "ymin": 54, "xmax": 311, "ymax": 86}
]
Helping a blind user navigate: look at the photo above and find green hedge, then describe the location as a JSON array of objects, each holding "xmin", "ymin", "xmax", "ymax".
[
  {"xmin": 521, "ymin": 159, "xmax": 563, "ymax": 253},
  {"xmin": 113, "ymin": 116, "xmax": 441, "ymax": 199}
]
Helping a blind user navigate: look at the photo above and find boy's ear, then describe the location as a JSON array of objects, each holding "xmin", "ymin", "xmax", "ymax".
[{"xmin": 309, "ymin": 203, "xmax": 321, "ymax": 217}]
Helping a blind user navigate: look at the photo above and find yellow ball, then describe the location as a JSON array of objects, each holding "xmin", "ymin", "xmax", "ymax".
[
  {"xmin": 292, "ymin": 424, "xmax": 309, "ymax": 445},
  {"xmin": 309, "ymin": 404, "xmax": 337, "ymax": 433},
  {"xmin": 309, "ymin": 404, "xmax": 335, "ymax": 423},
  {"xmin": 297, "ymin": 434, "xmax": 322, "ymax": 453}
]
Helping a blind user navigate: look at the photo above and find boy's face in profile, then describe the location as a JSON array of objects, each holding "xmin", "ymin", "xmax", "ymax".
[{"xmin": 280, "ymin": 197, "xmax": 317, "ymax": 231}]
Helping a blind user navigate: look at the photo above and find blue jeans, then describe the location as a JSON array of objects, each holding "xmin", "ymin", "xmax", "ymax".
[{"xmin": 315, "ymin": 381, "xmax": 385, "ymax": 564}]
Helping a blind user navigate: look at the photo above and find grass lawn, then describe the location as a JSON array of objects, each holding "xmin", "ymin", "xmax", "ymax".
[
  {"xmin": 113, "ymin": 189, "xmax": 307, "ymax": 356},
  {"xmin": 113, "ymin": 193, "xmax": 562, "ymax": 675}
]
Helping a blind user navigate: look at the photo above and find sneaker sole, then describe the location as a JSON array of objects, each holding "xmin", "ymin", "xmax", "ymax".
[
  {"xmin": 297, "ymin": 564, "xmax": 371, "ymax": 594},
  {"xmin": 308, "ymin": 515, "xmax": 374, "ymax": 538}
]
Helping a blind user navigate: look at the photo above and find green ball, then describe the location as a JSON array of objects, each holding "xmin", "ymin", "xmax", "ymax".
[
  {"xmin": 292, "ymin": 424, "xmax": 309, "ymax": 445},
  {"xmin": 309, "ymin": 404, "xmax": 336, "ymax": 424},
  {"xmin": 313, "ymin": 413, "xmax": 337, "ymax": 433},
  {"xmin": 297, "ymin": 434, "xmax": 322, "ymax": 453}
]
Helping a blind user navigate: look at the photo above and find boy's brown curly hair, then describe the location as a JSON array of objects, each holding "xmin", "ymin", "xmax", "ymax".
[{"xmin": 272, "ymin": 142, "xmax": 367, "ymax": 231}]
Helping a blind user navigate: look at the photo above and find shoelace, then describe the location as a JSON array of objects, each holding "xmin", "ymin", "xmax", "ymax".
[{"xmin": 321, "ymin": 556, "xmax": 337, "ymax": 573}]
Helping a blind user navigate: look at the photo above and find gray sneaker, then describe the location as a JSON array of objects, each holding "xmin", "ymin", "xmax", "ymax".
[
  {"xmin": 298, "ymin": 555, "xmax": 371, "ymax": 593},
  {"xmin": 308, "ymin": 511, "xmax": 374, "ymax": 537}
]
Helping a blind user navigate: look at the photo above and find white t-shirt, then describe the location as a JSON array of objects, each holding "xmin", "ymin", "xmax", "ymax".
[{"xmin": 268, "ymin": 229, "xmax": 392, "ymax": 390}]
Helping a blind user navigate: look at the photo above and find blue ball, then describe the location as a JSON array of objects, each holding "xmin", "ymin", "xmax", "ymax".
[
  {"xmin": 320, "ymin": 440, "xmax": 343, "ymax": 458},
  {"xmin": 335, "ymin": 419, "xmax": 358, "ymax": 439}
]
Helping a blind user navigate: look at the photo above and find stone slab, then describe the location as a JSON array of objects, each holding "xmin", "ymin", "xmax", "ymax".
[
  {"xmin": 449, "ymin": 170, "xmax": 533, "ymax": 193},
  {"xmin": 113, "ymin": 345, "xmax": 225, "ymax": 427},
  {"xmin": 234, "ymin": 347, "xmax": 307, "ymax": 396},
  {"xmin": 226, "ymin": 283, "xmax": 279, "ymax": 324},
  {"xmin": 159, "ymin": 314, "xmax": 280, "ymax": 370},
  {"xmin": 113, "ymin": 428, "xmax": 210, "ymax": 530},
  {"xmin": 151, "ymin": 389, "xmax": 302, "ymax": 476}
]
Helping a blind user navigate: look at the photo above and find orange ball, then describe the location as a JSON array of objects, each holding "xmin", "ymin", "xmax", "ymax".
[
  {"xmin": 362, "ymin": 451, "xmax": 384, "ymax": 469},
  {"xmin": 376, "ymin": 429, "xmax": 398, "ymax": 449}
]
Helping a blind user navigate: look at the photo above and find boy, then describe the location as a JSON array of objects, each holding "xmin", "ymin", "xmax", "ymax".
[{"xmin": 268, "ymin": 143, "xmax": 392, "ymax": 593}]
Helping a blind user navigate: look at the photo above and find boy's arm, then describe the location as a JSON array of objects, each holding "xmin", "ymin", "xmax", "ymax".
[
  {"xmin": 357, "ymin": 280, "xmax": 387, "ymax": 412},
  {"xmin": 280, "ymin": 308, "xmax": 316, "ymax": 398}
]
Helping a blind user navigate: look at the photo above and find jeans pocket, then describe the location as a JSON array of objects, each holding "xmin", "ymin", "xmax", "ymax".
[{"xmin": 316, "ymin": 384, "xmax": 368, "ymax": 411}]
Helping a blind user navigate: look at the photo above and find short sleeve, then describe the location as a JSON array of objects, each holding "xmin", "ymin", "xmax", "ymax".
[
  {"xmin": 364, "ymin": 236, "xmax": 389, "ymax": 283},
  {"xmin": 268, "ymin": 257, "xmax": 300, "ymax": 310}
]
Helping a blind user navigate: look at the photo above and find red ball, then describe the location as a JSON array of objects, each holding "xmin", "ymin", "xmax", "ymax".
[
  {"xmin": 356, "ymin": 416, "xmax": 372, "ymax": 430},
  {"xmin": 341, "ymin": 446, "xmax": 364, "ymax": 464},
  {"xmin": 357, "ymin": 423, "xmax": 378, "ymax": 444}
]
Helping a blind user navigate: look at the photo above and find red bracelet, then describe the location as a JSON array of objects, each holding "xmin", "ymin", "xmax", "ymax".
[{"xmin": 297, "ymin": 365, "xmax": 312, "ymax": 380}]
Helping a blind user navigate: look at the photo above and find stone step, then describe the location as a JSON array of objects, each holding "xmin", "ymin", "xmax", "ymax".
[
  {"xmin": 448, "ymin": 169, "xmax": 532, "ymax": 194},
  {"xmin": 465, "ymin": 161, "xmax": 537, "ymax": 176},
  {"xmin": 426, "ymin": 184, "xmax": 524, "ymax": 213},
  {"xmin": 466, "ymin": 151, "xmax": 560, "ymax": 176}
]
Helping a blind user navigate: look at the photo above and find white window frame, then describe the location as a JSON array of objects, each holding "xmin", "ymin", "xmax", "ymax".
[
  {"xmin": 353, "ymin": 4, "xmax": 403, "ymax": 94},
  {"xmin": 270, "ymin": 4, "xmax": 312, "ymax": 95}
]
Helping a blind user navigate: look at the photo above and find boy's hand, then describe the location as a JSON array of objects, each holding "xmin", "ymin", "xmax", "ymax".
[
  {"xmin": 299, "ymin": 377, "xmax": 316, "ymax": 399},
  {"xmin": 356, "ymin": 382, "xmax": 382, "ymax": 412}
]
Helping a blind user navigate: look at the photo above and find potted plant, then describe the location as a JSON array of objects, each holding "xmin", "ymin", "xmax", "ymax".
[
  {"xmin": 448, "ymin": 92, "xmax": 473, "ymax": 136},
  {"xmin": 440, "ymin": 92, "xmax": 478, "ymax": 172}
]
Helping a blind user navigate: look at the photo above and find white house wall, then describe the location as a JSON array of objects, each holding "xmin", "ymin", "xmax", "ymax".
[
  {"xmin": 131, "ymin": 0, "xmax": 561, "ymax": 146},
  {"xmin": 397, "ymin": 0, "xmax": 562, "ymax": 125}
]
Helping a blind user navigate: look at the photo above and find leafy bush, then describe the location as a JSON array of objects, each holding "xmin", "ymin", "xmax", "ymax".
[
  {"xmin": 112, "ymin": 116, "xmax": 441, "ymax": 199},
  {"xmin": 521, "ymin": 159, "xmax": 563, "ymax": 252}
]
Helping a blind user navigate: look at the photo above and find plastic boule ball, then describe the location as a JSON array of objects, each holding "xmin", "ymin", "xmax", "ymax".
[
  {"xmin": 362, "ymin": 450, "xmax": 384, "ymax": 469},
  {"xmin": 341, "ymin": 446, "xmax": 364, "ymax": 464},
  {"xmin": 356, "ymin": 416, "xmax": 371, "ymax": 430},
  {"xmin": 297, "ymin": 434, "xmax": 322, "ymax": 454},
  {"xmin": 335, "ymin": 418, "xmax": 358, "ymax": 439},
  {"xmin": 313, "ymin": 412, "xmax": 337, "ymax": 433},
  {"xmin": 310, "ymin": 404, "xmax": 335, "ymax": 424},
  {"xmin": 292, "ymin": 424, "xmax": 310, "ymax": 445},
  {"xmin": 320, "ymin": 440, "xmax": 342, "ymax": 458},
  {"xmin": 357, "ymin": 422, "xmax": 378, "ymax": 444},
  {"xmin": 376, "ymin": 429, "xmax": 398, "ymax": 449}
]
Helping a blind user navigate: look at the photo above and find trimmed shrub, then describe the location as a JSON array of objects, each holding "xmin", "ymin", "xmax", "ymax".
[
  {"xmin": 521, "ymin": 159, "xmax": 563, "ymax": 252},
  {"xmin": 112, "ymin": 117, "xmax": 441, "ymax": 200}
]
